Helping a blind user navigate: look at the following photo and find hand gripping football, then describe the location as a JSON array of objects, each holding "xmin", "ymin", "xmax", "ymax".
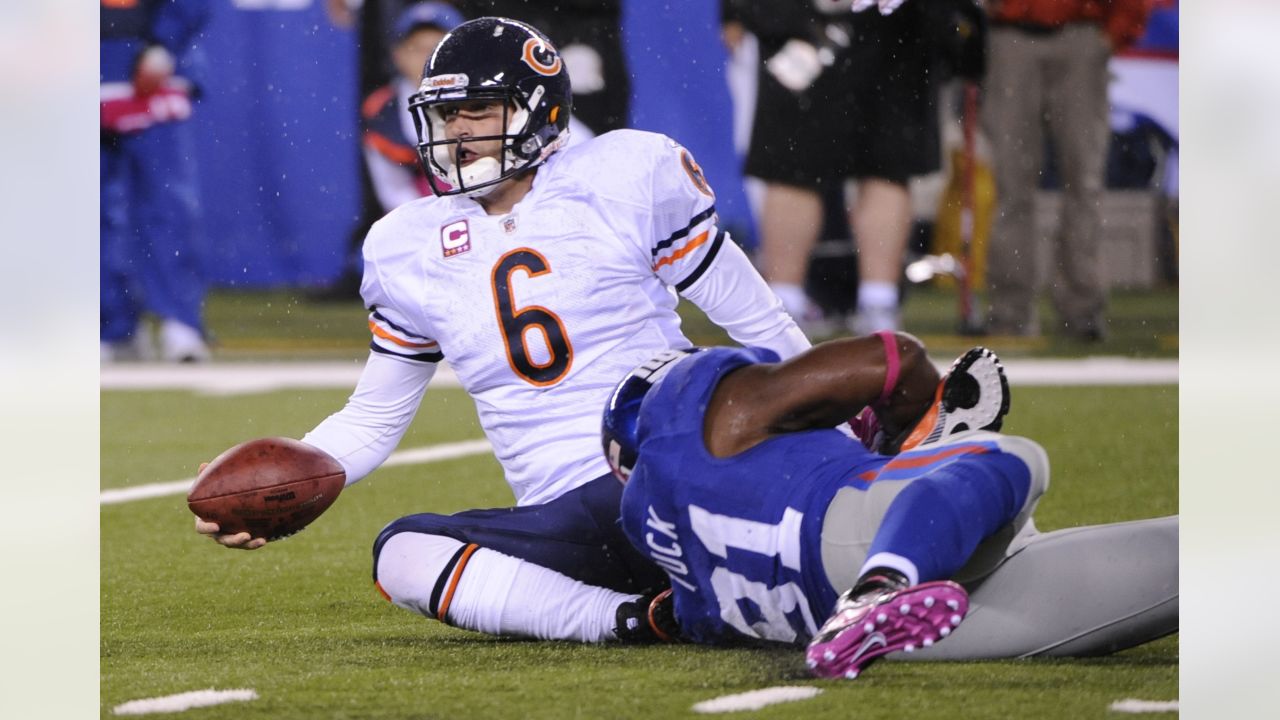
[{"xmin": 187, "ymin": 437, "xmax": 345, "ymax": 541}]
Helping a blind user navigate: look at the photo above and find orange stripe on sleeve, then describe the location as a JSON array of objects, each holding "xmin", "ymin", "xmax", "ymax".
[
  {"xmin": 369, "ymin": 319, "xmax": 439, "ymax": 349},
  {"xmin": 374, "ymin": 580, "xmax": 392, "ymax": 602},
  {"xmin": 653, "ymin": 230, "xmax": 710, "ymax": 271},
  {"xmin": 437, "ymin": 543, "xmax": 480, "ymax": 624}
]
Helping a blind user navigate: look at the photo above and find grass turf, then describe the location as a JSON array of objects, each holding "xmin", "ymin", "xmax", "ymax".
[
  {"xmin": 101, "ymin": 382, "xmax": 1176, "ymax": 718},
  {"xmin": 198, "ymin": 283, "xmax": 1178, "ymax": 361}
]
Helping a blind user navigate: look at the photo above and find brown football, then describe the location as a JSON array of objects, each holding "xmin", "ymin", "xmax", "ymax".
[{"xmin": 187, "ymin": 437, "xmax": 346, "ymax": 541}]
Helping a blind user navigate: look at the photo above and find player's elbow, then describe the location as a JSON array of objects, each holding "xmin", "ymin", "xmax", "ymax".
[
  {"xmin": 892, "ymin": 332, "xmax": 934, "ymax": 385},
  {"xmin": 884, "ymin": 331, "xmax": 940, "ymax": 415}
]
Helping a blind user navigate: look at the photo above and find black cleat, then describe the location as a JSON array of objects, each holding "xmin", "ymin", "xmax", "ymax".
[{"xmin": 614, "ymin": 588, "xmax": 680, "ymax": 643}]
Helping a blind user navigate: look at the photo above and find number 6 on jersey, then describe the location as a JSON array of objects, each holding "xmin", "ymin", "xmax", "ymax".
[{"xmin": 492, "ymin": 249, "xmax": 574, "ymax": 386}]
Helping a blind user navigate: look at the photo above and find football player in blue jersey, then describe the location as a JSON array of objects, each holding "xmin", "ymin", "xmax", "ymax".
[{"xmin": 603, "ymin": 334, "xmax": 1177, "ymax": 679}]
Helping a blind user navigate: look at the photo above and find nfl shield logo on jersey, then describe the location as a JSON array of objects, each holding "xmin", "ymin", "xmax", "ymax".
[{"xmin": 441, "ymin": 219, "xmax": 471, "ymax": 257}]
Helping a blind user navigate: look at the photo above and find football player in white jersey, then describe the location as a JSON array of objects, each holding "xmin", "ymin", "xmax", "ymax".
[{"xmin": 195, "ymin": 16, "xmax": 811, "ymax": 643}]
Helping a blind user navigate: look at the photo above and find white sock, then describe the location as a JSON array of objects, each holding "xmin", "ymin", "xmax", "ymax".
[
  {"xmin": 858, "ymin": 551, "xmax": 920, "ymax": 587},
  {"xmin": 452, "ymin": 549, "xmax": 640, "ymax": 642},
  {"xmin": 770, "ymin": 282, "xmax": 809, "ymax": 320},
  {"xmin": 857, "ymin": 281, "xmax": 899, "ymax": 311},
  {"xmin": 375, "ymin": 533, "xmax": 638, "ymax": 643}
]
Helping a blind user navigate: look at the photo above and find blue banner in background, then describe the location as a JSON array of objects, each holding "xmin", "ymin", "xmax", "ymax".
[
  {"xmin": 621, "ymin": 0, "xmax": 756, "ymax": 250},
  {"xmin": 190, "ymin": 0, "xmax": 754, "ymax": 288},
  {"xmin": 193, "ymin": 0, "xmax": 359, "ymax": 288}
]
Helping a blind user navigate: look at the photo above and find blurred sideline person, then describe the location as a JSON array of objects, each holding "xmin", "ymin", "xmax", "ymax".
[
  {"xmin": 327, "ymin": 0, "xmax": 427, "ymax": 96},
  {"xmin": 360, "ymin": 3, "xmax": 464, "ymax": 214},
  {"xmin": 604, "ymin": 337, "xmax": 1177, "ymax": 679},
  {"xmin": 731, "ymin": 0, "xmax": 967, "ymax": 335},
  {"xmin": 195, "ymin": 17, "xmax": 811, "ymax": 645},
  {"xmin": 101, "ymin": 0, "xmax": 212, "ymax": 362},
  {"xmin": 317, "ymin": 0, "xmax": 463, "ymax": 301},
  {"xmin": 982, "ymin": 0, "xmax": 1153, "ymax": 340}
]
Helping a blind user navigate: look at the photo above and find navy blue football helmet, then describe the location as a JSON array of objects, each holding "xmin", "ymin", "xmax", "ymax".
[
  {"xmin": 407, "ymin": 16, "xmax": 573, "ymax": 197},
  {"xmin": 601, "ymin": 349, "xmax": 700, "ymax": 483}
]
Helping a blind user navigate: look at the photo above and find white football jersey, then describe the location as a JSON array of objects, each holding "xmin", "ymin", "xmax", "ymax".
[{"xmin": 360, "ymin": 130, "xmax": 735, "ymax": 505}]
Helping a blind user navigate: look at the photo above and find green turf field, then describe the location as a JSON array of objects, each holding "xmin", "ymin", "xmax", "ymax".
[
  {"xmin": 101, "ymin": 375, "xmax": 1177, "ymax": 718},
  {"xmin": 198, "ymin": 284, "xmax": 1178, "ymax": 361}
]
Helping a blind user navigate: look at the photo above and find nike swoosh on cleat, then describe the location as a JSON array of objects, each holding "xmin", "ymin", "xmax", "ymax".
[{"xmin": 850, "ymin": 631, "xmax": 887, "ymax": 664}]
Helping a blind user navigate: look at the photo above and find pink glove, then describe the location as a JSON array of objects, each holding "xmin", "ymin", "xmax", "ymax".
[{"xmin": 848, "ymin": 407, "xmax": 885, "ymax": 453}]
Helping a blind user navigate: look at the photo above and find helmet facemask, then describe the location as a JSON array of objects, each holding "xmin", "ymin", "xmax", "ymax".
[
  {"xmin": 406, "ymin": 17, "xmax": 573, "ymax": 198},
  {"xmin": 409, "ymin": 83, "xmax": 561, "ymax": 198}
]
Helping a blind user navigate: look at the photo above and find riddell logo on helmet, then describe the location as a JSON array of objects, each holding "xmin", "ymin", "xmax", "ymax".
[
  {"xmin": 423, "ymin": 73, "xmax": 468, "ymax": 91},
  {"xmin": 521, "ymin": 38, "xmax": 562, "ymax": 76}
]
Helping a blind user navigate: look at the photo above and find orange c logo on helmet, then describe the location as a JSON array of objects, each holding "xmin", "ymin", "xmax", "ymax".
[{"xmin": 521, "ymin": 38, "xmax": 562, "ymax": 76}]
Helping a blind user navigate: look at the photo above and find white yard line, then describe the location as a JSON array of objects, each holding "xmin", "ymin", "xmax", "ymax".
[
  {"xmin": 100, "ymin": 438, "xmax": 492, "ymax": 506},
  {"xmin": 99, "ymin": 361, "xmax": 460, "ymax": 395},
  {"xmin": 691, "ymin": 686, "xmax": 823, "ymax": 714},
  {"xmin": 112, "ymin": 688, "xmax": 257, "ymax": 715},
  {"xmin": 100, "ymin": 357, "xmax": 1176, "ymax": 395},
  {"xmin": 1004, "ymin": 357, "xmax": 1177, "ymax": 386},
  {"xmin": 1109, "ymin": 699, "xmax": 1179, "ymax": 714}
]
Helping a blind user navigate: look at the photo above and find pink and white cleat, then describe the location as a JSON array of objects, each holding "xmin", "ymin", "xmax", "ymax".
[{"xmin": 805, "ymin": 578, "xmax": 969, "ymax": 680}]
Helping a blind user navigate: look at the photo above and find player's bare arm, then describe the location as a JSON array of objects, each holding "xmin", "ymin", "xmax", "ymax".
[{"xmin": 704, "ymin": 332, "xmax": 939, "ymax": 457}]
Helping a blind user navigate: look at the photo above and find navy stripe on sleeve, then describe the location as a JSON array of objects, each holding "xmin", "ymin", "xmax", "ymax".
[
  {"xmin": 371, "ymin": 308, "xmax": 435, "ymax": 342},
  {"xmin": 370, "ymin": 341, "xmax": 444, "ymax": 363},
  {"xmin": 674, "ymin": 228, "xmax": 726, "ymax": 293},
  {"xmin": 652, "ymin": 205, "xmax": 717, "ymax": 259}
]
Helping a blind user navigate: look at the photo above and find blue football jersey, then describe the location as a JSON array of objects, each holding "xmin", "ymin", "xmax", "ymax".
[{"xmin": 619, "ymin": 346, "xmax": 890, "ymax": 646}]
